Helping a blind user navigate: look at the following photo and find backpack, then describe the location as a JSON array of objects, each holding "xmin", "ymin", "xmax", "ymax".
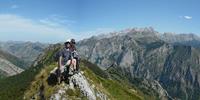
[{"xmin": 53, "ymin": 50, "xmax": 61, "ymax": 62}]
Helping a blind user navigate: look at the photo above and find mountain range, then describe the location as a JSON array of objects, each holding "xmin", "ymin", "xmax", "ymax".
[
  {"xmin": 161, "ymin": 32, "xmax": 200, "ymax": 47},
  {"xmin": 77, "ymin": 27, "xmax": 200, "ymax": 100},
  {"xmin": 0, "ymin": 41, "xmax": 48, "ymax": 66},
  {"xmin": 0, "ymin": 43, "xmax": 160, "ymax": 100},
  {"xmin": 0, "ymin": 41, "xmax": 48, "ymax": 78},
  {"xmin": 0, "ymin": 27, "xmax": 200, "ymax": 100}
]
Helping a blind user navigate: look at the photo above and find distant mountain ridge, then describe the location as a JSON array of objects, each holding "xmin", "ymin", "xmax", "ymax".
[
  {"xmin": 89, "ymin": 27, "xmax": 200, "ymax": 47},
  {"xmin": 0, "ymin": 49, "xmax": 24, "ymax": 78},
  {"xmin": 77, "ymin": 27, "xmax": 200, "ymax": 100},
  {"xmin": 0, "ymin": 41, "xmax": 48, "ymax": 78},
  {"xmin": 161, "ymin": 32, "xmax": 200, "ymax": 47},
  {"xmin": 0, "ymin": 41, "xmax": 48, "ymax": 68}
]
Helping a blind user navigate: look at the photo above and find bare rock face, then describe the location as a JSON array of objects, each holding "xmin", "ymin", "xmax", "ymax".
[
  {"xmin": 119, "ymin": 50, "xmax": 134, "ymax": 68},
  {"xmin": 77, "ymin": 27, "xmax": 200, "ymax": 100},
  {"xmin": 161, "ymin": 32, "xmax": 200, "ymax": 47},
  {"xmin": 139, "ymin": 79, "xmax": 173, "ymax": 100},
  {"xmin": 50, "ymin": 86, "xmax": 67, "ymax": 100},
  {"xmin": 70, "ymin": 72, "xmax": 96, "ymax": 100},
  {"xmin": 0, "ymin": 57, "xmax": 24, "ymax": 76},
  {"xmin": 50, "ymin": 72, "xmax": 107, "ymax": 100}
]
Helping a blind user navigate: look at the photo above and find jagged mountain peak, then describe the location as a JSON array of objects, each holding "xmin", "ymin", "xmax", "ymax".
[{"xmin": 89, "ymin": 27, "xmax": 160, "ymax": 41}]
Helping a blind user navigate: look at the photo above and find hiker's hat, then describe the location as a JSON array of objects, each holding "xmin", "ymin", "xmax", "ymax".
[
  {"xmin": 64, "ymin": 39, "xmax": 71, "ymax": 45},
  {"xmin": 70, "ymin": 38, "xmax": 76, "ymax": 44}
]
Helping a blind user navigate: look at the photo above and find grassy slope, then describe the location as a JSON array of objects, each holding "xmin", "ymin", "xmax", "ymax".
[
  {"xmin": 0, "ymin": 44, "xmax": 156, "ymax": 100},
  {"xmin": 106, "ymin": 66, "xmax": 159, "ymax": 100},
  {"xmin": 0, "ymin": 63, "xmax": 43, "ymax": 100},
  {"xmin": 0, "ymin": 70, "xmax": 7, "ymax": 79},
  {"xmin": 0, "ymin": 44, "xmax": 57, "ymax": 100},
  {"xmin": 81, "ymin": 60, "xmax": 144, "ymax": 100},
  {"xmin": 0, "ymin": 49, "xmax": 29, "ymax": 69},
  {"xmin": 24, "ymin": 59, "xmax": 144, "ymax": 100}
]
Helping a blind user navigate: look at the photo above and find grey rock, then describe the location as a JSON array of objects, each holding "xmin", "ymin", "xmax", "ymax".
[{"xmin": 77, "ymin": 27, "xmax": 200, "ymax": 100}]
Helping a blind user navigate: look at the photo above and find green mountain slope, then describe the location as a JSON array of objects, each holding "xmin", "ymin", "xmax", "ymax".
[
  {"xmin": 0, "ymin": 50, "xmax": 25, "ymax": 78},
  {"xmin": 0, "ymin": 49, "xmax": 28, "ymax": 69},
  {"xmin": 0, "ymin": 43, "xmax": 159, "ymax": 100},
  {"xmin": 23, "ymin": 60, "xmax": 144, "ymax": 100},
  {"xmin": 0, "ymin": 43, "xmax": 55, "ymax": 100},
  {"xmin": 0, "ymin": 41, "xmax": 48, "ymax": 68}
]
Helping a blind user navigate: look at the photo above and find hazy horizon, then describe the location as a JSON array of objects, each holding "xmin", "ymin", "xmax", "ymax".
[{"xmin": 0, "ymin": 26, "xmax": 200, "ymax": 44}]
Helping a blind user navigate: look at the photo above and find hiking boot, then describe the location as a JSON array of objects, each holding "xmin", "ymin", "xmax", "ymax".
[
  {"xmin": 73, "ymin": 70, "xmax": 79, "ymax": 74},
  {"xmin": 57, "ymin": 77, "xmax": 61, "ymax": 85},
  {"xmin": 64, "ymin": 78, "xmax": 70, "ymax": 84},
  {"xmin": 68, "ymin": 69, "xmax": 73, "ymax": 75}
]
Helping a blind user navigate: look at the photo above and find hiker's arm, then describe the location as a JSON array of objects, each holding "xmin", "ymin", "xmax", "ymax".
[
  {"xmin": 74, "ymin": 51, "xmax": 80, "ymax": 61},
  {"xmin": 58, "ymin": 56, "xmax": 62, "ymax": 68}
]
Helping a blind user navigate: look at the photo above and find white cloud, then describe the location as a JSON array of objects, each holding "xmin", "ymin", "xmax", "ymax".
[
  {"xmin": 39, "ymin": 15, "xmax": 76, "ymax": 27},
  {"xmin": 184, "ymin": 16, "xmax": 192, "ymax": 20},
  {"xmin": 0, "ymin": 14, "xmax": 74, "ymax": 43},
  {"xmin": 0, "ymin": 14, "xmax": 115, "ymax": 43},
  {"xmin": 180, "ymin": 15, "xmax": 192, "ymax": 20}
]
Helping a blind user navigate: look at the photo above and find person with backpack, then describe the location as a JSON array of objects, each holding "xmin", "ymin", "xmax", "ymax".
[
  {"xmin": 56, "ymin": 39, "xmax": 79, "ymax": 84},
  {"xmin": 57, "ymin": 40, "xmax": 72, "ymax": 84},
  {"xmin": 70, "ymin": 39, "xmax": 80, "ymax": 73}
]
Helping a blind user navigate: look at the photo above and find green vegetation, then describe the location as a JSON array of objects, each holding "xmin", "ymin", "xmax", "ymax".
[
  {"xmin": 0, "ymin": 44, "xmax": 160, "ymax": 100},
  {"xmin": 23, "ymin": 58, "xmax": 144, "ymax": 100},
  {"xmin": 0, "ymin": 63, "xmax": 43, "ymax": 100},
  {"xmin": 0, "ymin": 71, "xmax": 6, "ymax": 79},
  {"xmin": 24, "ymin": 63, "xmax": 58, "ymax": 99},
  {"xmin": 106, "ymin": 65, "xmax": 159, "ymax": 100},
  {"xmin": 0, "ymin": 49, "xmax": 29, "ymax": 69},
  {"xmin": 0, "ymin": 45, "xmax": 59, "ymax": 100},
  {"xmin": 81, "ymin": 59, "xmax": 109, "ymax": 78},
  {"xmin": 81, "ymin": 60, "xmax": 144, "ymax": 100}
]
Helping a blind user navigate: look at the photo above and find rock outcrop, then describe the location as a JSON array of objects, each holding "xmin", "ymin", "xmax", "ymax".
[
  {"xmin": 0, "ymin": 57, "xmax": 24, "ymax": 76},
  {"xmin": 50, "ymin": 70, "xmax": 107, "ymax": 100}
]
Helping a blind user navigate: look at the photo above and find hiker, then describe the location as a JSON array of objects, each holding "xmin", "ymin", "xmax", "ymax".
[
  {"xmin": 57, "ymin": 39, "xmax": 80, "ymax": 84},
  {"xmin": 57, "ymin": 40, "xmax": 72, "ymax": 83},
  {"xmin": 70, "ymin": 39, "xmax": 80, "ymax": 73}
]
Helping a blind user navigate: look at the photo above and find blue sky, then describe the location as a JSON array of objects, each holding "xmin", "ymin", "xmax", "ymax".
[{"xmin": 0, "ymin": 0, "xmax": 199, "ymax": 43}]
